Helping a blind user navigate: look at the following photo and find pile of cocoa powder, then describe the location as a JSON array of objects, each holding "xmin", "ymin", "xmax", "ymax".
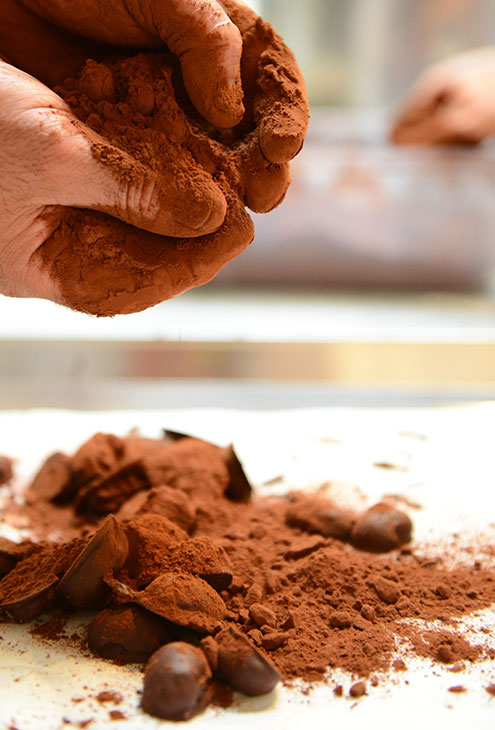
[
  {"xmin": 1, "ymin": 432, "xmax": 494, "ymax": 722},
  {"xmin": 40, "ymin": 6, "xmax": 309, "ymax": 316}
]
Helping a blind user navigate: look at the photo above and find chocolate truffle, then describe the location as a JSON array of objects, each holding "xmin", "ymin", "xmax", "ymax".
[
  {"xmin": 87, "ymin": 603, "xmax": 172, "ymax": 663},
  {"xmin": 26, "ymin": 452, "xmax": 73, "ymax": 503},
  {"xmin": 351, "ymin": 503, "xmax": 412, "ymax": 552},
  {"xmin": 135, "ymin": 572, "xmax": 227, "ymax": 633},
  {"xmin": 216, "ymin": 626, "xmax": 282, "ymax": 696},
  {"xmin": 142, "ymin": 643, "xmax": 212, "ymax": 721}
]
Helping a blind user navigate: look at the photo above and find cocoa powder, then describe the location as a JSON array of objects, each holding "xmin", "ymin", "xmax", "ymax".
[
  {"xmin": 1, "ymin": 430, "xmax": 494, "ymax": 720},
  {"xmin": 38, "ymin": 7, "xmax": 309, "ymax": 316}
]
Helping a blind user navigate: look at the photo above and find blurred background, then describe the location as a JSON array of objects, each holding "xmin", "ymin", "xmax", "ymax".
[{"xmin": 0, "ymin": 0, "xmax": 494, "ymax": 411}]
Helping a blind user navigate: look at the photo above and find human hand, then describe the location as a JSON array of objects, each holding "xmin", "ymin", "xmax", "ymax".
[
  {"xmin": 0, "ymin": 59, "xmax": 227, "ymax": 301},
  {"xmin": 392, "ymin": 47, "xmax": 495, "ymax": 145},
  {"xmin": 0, "ymin": 0, "xmax": 309, "ymax": 312}
]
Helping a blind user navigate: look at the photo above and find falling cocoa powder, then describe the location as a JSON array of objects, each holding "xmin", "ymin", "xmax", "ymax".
[
  {"xmin": 38, "ymin": 5, "xmax": 309, "ymax": 316},
  {"xmin": 0, "ymin": 430, "xmax": 494, "ymax": 722}
]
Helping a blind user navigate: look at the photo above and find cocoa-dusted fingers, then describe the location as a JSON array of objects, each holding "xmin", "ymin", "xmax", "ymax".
[
  {"xmin": 221, "ymin": 0, "xmax": 310, "ymax": 164},
  {"xmin": 40, "ymin": 185, "xmax": 253, "ymax": 316},
  {"xmin": 240, "ymin": 137, "xmax": 290, "ymax": 213}
]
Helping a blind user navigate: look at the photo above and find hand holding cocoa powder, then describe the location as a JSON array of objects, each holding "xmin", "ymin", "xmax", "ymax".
[{"xmin": 0, "ymin": 0, "xmax": 309, "ymax": 314}]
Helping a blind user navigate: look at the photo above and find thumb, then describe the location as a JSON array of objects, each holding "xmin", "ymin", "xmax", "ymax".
[{"xmin": 41, "ymin": 114, "xmax": 227, "ymax": 238}]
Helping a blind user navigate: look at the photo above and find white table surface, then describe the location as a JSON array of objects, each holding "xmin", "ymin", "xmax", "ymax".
[{"xmin": 0, "ymin": 404, "xmax": 494, "ymax": 729}]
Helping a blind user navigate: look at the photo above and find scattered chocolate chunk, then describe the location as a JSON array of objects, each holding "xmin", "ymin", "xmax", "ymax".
[
  {"xmin": 0, "ymin": 455, "xmax": 14, "ymax": 485},
  {"xmin": 96, "ymin": 691, "xmax": 122, "ymax": 705},
  {"xmin": 329, "ymin": 610, "xmax": 352, "ymax": 629},
  {"xmin": 351, "ymin": 503, "xmax": 412, "ymax": 553},
  {"xmin": 245, "ymin": 583, "xmax": 263, "ymax": 605},
  {"xmin": 249, "ymin": 603, "xmax": 277, "ymax": 629},
  {"xmin": 334, "ymin": 684, "xmax": 343, "ymax": 697},
  {"xmin": 374, "ymin": 576, "xmax": 401, "ymax": 604},
  {"xmin": 261, "ymin": 632, "xmax": 289, "ymax": 651},
  {"xmin": 435, "ymin": 584, "xmax": 452, "ymax": 600},
  {"xmin": 448, "ymin": 685, "xmax": 466, "ymax": 693},
  {"xmin": 216, "ymin": 626, "xmax": 282, "ymax": 696},
  {"xmin": 57, "ymin": 516, "xmax": 128, "ymax": 608},
  {"xmin": 486, "ymin": 684, "xmax": 495, "ymax": 697},
  {"xmin": 109, "ymin": 710, "xmax": 126, "ymax": 721},
  {"xmin": 88, "ymin": 604, "xmax": 172, "ymax": 663},
  {"xmin": 360, "ymin": 605, "xmax": 376, "ymax": 622},
  {"xmin": 222, "ymin": 445, "xmax": 252, "ymax": 502},
  {"xmin": 26, "ymin": 452, "xmax": 73, "ymax": 504},
  {"xmin": 142, "ymin": 643, "xmax": 212, "ymax": 721},
  {"xmin": 286, "ymin": 494, "xmax": 355, "ymax": 540},
  {"xmin": 349, "ymin": 681, "xmax": 366, "ymax": 698}
]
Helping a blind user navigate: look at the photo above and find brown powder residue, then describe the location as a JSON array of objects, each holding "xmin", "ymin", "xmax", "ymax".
[
  {"xmin": 96, "ymin": 691, "xmax": 122, "ymax": 705},
  {"xmin": 108, "ymin": 710, "xmax": 126, "ymax": 721},
  {"xmin": 39, "ymin": 7, "xmax": 309, "ymax": 316},
  {"xmin": 30, "ymin": 613, "xmax": 68, "ymax": 641},
  {"xmin": 0, "ymin": 430, "xmax": 494, "ymax": 715}
]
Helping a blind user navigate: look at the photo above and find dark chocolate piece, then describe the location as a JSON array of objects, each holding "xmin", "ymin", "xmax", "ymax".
[
  {"xmin": 0, "ymin": 538, "xmax": 38, "ymax": 579},
  {"xmin": 87, "ymin": 603, "xmax": 172, "ymax": 663},
  {"xmin": 351, "ymin": 503, "xmax": 412, "ymax": 552},
  {"xmin": 57, "ymin": 516, "xmax": 128, "ymax": 607},
  {"xmin": 71, "ymin": 432, "xmax": 125, "ymax": 489},
  {"xmin": 162, "ymin": 428, "xmax": 192, "ymax": 442},
  {"xmin": 26, "ymin": 452, "xmax": 73, "ymax": 504},
  {"xmin": 75, "ymin": 460, "xmax": 151, "ymax": 515},
  {"xmin": 349, "ymin": 681, "xmax": 366, "ymax": 697},
  {"xmin": 222, "ymin": 445, "xmax": 252, "ymax": 502},
  {"xmin": 142, "ymin": 642, "xmax": 212, "ymax": 721},
  {"xmin": 0, "ymin": 455, "xmax": 14, "ymax": 485},
  {"xmin": 0, "ymin": 575, "xmax": 59, "ymax": 622},
  {"xmin": 216, "ymin": 626, "xmax": 282, "ymax": 696}
]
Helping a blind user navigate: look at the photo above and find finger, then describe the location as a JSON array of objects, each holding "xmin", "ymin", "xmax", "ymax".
[
  {"xmin": 241, "ymin": 138, "xmax": 290, "ymax": 213},
  {"xmin": 39, "ymin": 112, "xmax": 227, "ymax": 238},
  {"xmin": 221, "ymin": 0, "xmax": 309, "ymax": 163},
  {"xmin": 134, "ymin": 0, "xmax": 244, "ymax": 128},
  {"xmin": 39, "ymin": 186, "xmax": 254, "ymax": 315},
  {"xmin": 392, "ymin": 79, "xmax": 456, "ymax": 144}
]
